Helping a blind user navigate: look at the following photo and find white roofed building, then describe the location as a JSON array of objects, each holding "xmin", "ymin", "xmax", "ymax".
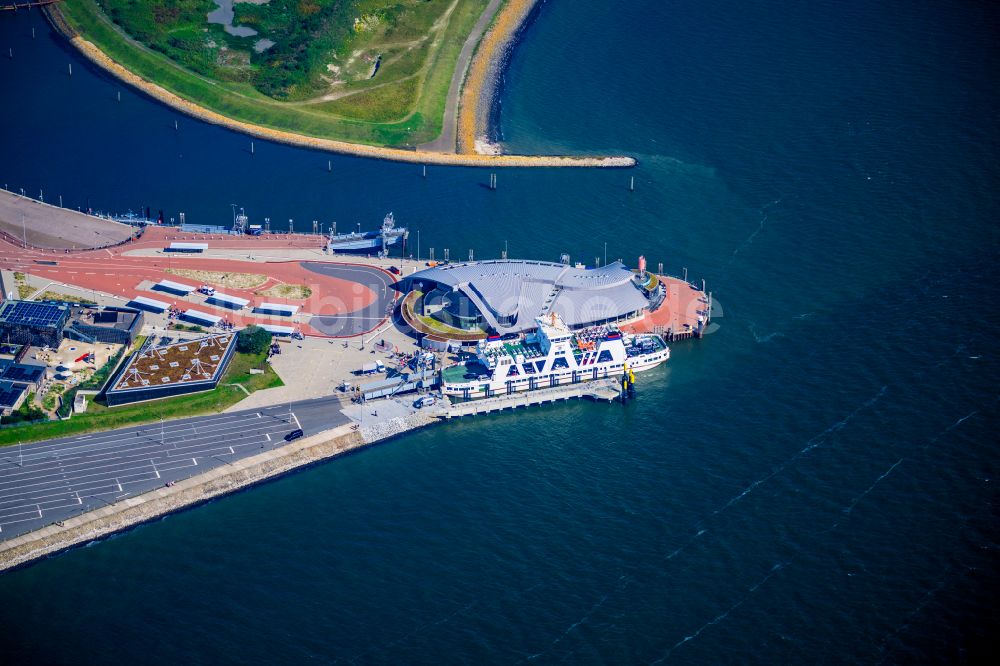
[{"xmin": 403, "ymin": 259, "xmax": 660, "ymax": 336}]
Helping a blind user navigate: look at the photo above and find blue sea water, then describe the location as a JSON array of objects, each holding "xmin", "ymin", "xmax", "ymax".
[{"xmin": 1, "ymin": 1, "xmax": 998, "ymax": 663}]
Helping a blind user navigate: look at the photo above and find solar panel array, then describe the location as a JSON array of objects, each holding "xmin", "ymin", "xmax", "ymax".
[
  {"xmin": 0, "ymin": 382, "xmax": 25, "ymax": 407},
  {"xmin": 0, "ymin": 301, "xmax": 67, "ymax": 328},
  {"xmin": 1, "ymin": 364, "xmax": 45, "ymax": 384}
]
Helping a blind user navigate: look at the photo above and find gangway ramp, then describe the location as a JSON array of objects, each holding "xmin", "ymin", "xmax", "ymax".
[{"xmin": 361, "ymin": 368, "xmax": 437, "ymax": 400}]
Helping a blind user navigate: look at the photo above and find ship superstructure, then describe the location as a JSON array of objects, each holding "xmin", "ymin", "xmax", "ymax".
[
  {"xmin": 440, "ymin": 314, "xmax": 669, "ymax": 400},
  {"xmin": 327, "ymin": 212, "xmax": 408, "ymax": 256}
]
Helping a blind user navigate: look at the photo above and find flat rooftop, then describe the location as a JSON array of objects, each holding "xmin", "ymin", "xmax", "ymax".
[
  {"xmin": 110, "ymin": 333, "xmax": 235, "ymax": 392},
  {"xmin": 0, "ymin": 300, "xmax": 70, "ymax": 330}
]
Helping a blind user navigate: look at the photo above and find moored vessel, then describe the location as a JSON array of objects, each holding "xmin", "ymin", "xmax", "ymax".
[
  {"xmin": 440, "ymin": 314, "xmax": 669, "ymax": 400},
  {"xmin": 326, "ymin": 212, "xmax": 408, "ymax": 256}
]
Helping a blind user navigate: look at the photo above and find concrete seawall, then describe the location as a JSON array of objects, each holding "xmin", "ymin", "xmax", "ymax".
[
  {"xmin": 0, "ymin": 376, "xmax": 634, "ymax": 571},
  {"xmin": 0, "ymin": 424, "xmax": 365, "ymax": 572}
]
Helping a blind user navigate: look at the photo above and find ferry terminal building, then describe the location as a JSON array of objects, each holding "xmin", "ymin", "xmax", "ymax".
[{"xmin": 401, "ymin": 259, "xmax": 664, "ymax": 342}]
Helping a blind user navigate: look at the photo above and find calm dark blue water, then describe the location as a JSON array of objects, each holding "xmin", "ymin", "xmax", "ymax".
[{"xmin": 1, "ymin": 1, "xmax": 998, "ymax": 663}]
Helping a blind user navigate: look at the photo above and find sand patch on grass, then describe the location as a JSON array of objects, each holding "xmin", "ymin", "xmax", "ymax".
[{"xmin": 260, "ymin": 283, "xmax": 312, "ymax": 299}]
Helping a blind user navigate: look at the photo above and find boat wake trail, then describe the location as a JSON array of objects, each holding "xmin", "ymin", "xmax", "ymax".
[
  {"xmin": 648, "ymin": 563, "xmax": 785, "ymax": 664},
  {"xmin": 347, "ymin": 582, "xmax": 543, "ymax": 663},
  {"xmin": 843, "ymin": 458, "xmax": 904, "ymax": 516},
  {"xmin": 661, "ymin": 384, "xmax": 888, "ymax": 560},
  {"xmin": 749, "ymin": 322, "xmax": 786, "ymax": 344},
  {"xmin": 874, "ymin": 571, "xmax": 952, "ymax": 664},
  {"xmin": 523, "ymin": 575, "xmax": 631, "ymax": 663},
  {"xmin": 730, "ymin": 197, "xmax": 783, "ymax": 262},
  {"xmin": 822, "ymin": 408, "xmax": 980, "ymax": 535},
  {"xmin": 666, "ymin": 529, "xmax": 707, "ymax": 560},
  {"xmin": 713, "ymin": 385, "xmax": 888, "ymax": 516}
]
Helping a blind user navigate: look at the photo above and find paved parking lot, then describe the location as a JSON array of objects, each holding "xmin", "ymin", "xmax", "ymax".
[
  {"xmin": 303, "ymin": 262, "xmax": 397, "ymax": 336},
  {"xmin": 0, "ymin": 396, "xmax": 348, "ymax": 541}
]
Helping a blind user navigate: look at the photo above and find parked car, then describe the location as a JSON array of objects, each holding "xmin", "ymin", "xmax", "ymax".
[
  {"xmin": 414, "ymin": 395, "xmax": 437, "ymax": 409},
  {"xmin": 284, "ymin": 429, "xmax": 304, "ymax": 442}
]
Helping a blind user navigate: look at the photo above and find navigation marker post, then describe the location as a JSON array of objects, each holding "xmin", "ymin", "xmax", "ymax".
[
  {"xmin": 328, "ymin": 160, "xmax": 332, "ymax": 172},
  {"xmin": 630, "ymin": 176, "xmax": 635, "ymax": 192},
  {"xmin": 68, "ymin": 62, "xmax": 72, "ymax": 76}
]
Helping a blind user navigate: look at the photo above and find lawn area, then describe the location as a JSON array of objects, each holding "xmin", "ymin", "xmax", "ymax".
[
  {"xmin": 0, "ymin": 350, "xmax": 283, "ymax": 447},
  {"xmin": 401, "ymin": 290, "xmax": 486, "ymax": 340},
  {"xmin": 56, "ymin": 0, "xmax": 491, "ymax": 147}
]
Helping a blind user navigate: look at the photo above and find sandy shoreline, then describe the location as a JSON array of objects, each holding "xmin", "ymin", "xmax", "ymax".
[
  {"xmin": 458, "ymin": 0, "xmax": 541, "ymax": 154},
  {"xmin": 44, "ymin": 4, "xmax": 634, "ymax": 168}
]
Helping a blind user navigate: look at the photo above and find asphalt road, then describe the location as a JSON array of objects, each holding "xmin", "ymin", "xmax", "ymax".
[
  {"xmin": 0, "ymin": 396, "xmax": 349, "ymax": 541},
  {"xmin": 303, "ymin": 262, "xmax": 398, "ymax": 337}
]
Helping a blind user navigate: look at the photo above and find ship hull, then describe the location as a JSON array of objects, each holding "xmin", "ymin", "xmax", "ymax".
[
  {"xmin": 441, "ymin": 346, "xmax": 669, "ymax": 399},
  {"xmin": 327, "ymin": 234, "xmax": 404, "ymax": 253}
]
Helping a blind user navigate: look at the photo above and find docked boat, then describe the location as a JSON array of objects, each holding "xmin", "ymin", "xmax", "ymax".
[
  {"xmin": 440, "ymin": 314, "xmax": 669, "ymax": 400},
  {"xmin": 327, "ymin": 212, "xmax": 408, "ymax": 256}
]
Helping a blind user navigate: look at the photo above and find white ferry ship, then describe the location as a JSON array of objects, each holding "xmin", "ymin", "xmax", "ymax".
[{"xmin": 440, "ymin": 314, "xmax": 669, "ymax": 400}]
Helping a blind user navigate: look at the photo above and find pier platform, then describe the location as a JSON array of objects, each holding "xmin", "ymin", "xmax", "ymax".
[
  {"xmin": 441, "ymin": 379, "xmax": 621, "ymax": 418},
  {"xmin": 621, "ymin": 275, "xmax": 712, "ymax": 341}
]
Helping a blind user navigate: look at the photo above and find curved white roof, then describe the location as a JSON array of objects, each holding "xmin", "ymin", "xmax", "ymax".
[{"xmin": 409, "ymin": 260, "xmax": 649, "ymax": 333}]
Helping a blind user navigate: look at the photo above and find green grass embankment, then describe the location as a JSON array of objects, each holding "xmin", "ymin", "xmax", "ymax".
[
  {"xmin": 0, "ymin": 351, "xmax": 283, "ymax": 447},
  {"xmin": 55, "ymin": 0, "xmax": 489, "ymax": 147}
]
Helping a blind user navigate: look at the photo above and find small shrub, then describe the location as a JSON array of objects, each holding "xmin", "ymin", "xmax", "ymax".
[{"xmin": 237, "ymin": 325, "xmax": 273, "ymax": 355}]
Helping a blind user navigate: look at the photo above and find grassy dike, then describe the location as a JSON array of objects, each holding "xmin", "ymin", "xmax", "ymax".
[
  {"xmin": 0, "ymin": 350, "xmax": 282, "ymax": 447},
  {"xmin": 53, "ymin": 0, "xmax": 489, "ymax": 148},
  {"xmin": 47, "ymin": 1, "xmax": 635, "ymax": 165}
]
